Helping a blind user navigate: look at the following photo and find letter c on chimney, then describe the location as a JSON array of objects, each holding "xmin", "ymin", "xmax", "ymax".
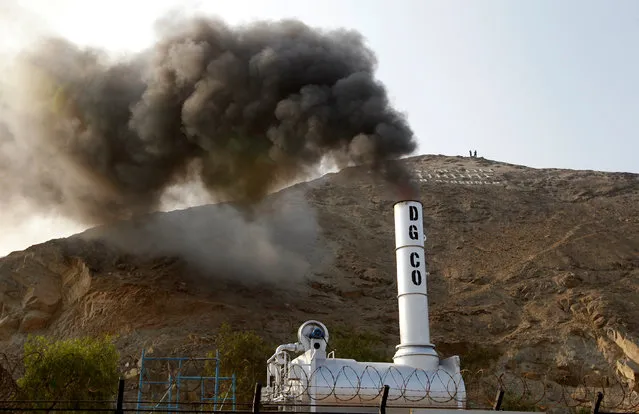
[{"xmin": 410, "ymin": 252, "xmax": 420, "ymax": 267}]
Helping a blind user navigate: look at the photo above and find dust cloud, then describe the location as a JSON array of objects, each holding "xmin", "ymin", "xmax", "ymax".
[
  {"xmin": 0, "ymin": 13, "xmax": 416, "ymax": 223},
  {"xmin": 0, "ymin": 9, "xmax": 417, "ymax": 277}
]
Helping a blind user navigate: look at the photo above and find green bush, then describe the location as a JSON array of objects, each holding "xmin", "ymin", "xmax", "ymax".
[
  {"xmin": 0, "ymin": 355, "xmax": 19, "ymax": 402},
  {"xmin": 500, "ymin": 392, "xmax": 539, "ymax": 412},
  {"xmin": 459, "ymin": 345, "xmax": 501, "ymax": 372},
  {"xmin": 207, "ymin": 323, "xmax": 272, "ymax": 405},
  {"xmin": 206, "ymin": 323, "xmax": 389, "ymax": 405},
  {"xmin": 328, "ymin": 325, "xmax": 391, "ymax": 362},
  {"xmin": 17, "ymin": 335, "xmax": 120, "ymax": 409}
]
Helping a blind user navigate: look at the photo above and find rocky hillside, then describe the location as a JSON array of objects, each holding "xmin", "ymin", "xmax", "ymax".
[{"xmin": 0, "ymin": 154, "xmax": 638, "ymax": 390}]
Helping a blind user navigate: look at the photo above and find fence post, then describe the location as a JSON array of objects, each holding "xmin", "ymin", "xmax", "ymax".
[
  {"xmin": 591, "ymin": 391, "xmax": 603, "ymax": 414},
  {"xmin": 252, "ymin": 382, "xmax": 263, "ymax": 414},
  {"xmin": 493, "ymin": 388, "xmax": 505, "ymax": 411},
  {"xmin": 115, "ymin": 378, "xmax": 125, "ymax": 414},
  {"xmin": 379, "ymin": 385, "xmax": 390, "ymax": 414}
]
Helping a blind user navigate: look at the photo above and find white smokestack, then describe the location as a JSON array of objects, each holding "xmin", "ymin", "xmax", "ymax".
[{"xmin": 392, "ymin": 200, "xmax": 439, "ymax": 371}]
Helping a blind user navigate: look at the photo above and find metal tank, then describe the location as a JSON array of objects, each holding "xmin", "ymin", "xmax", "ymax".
[{"xmin": 262, "ymin": 200, "xmax": 466, "ymax": 412}]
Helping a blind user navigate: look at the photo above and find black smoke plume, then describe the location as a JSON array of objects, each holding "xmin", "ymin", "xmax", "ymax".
[{"xmin": 0, "ymin": 15, "xmax": 417, "ymax": 224}]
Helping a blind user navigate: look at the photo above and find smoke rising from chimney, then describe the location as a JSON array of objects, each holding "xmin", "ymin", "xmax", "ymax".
[{"xmin": 0, "ymin": 14, "xmax": 417, "ymax": 225}]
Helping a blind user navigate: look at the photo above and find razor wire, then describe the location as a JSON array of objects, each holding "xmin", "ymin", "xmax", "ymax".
[
  {"xmin": 262, "ymin": 365, "xmax": 639, "ymax": 412},
  {"xmin": 267, "ymin": 364, "xmax": 465, "ymax": 406},
  {"xmin": 2, "ymin": 362, "xmax": 639, "ymax": 412}
]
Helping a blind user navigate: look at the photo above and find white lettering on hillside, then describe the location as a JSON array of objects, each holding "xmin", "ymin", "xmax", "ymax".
[{"xmin": 414, "ymin": 168, "xmax": 504, "ymax": 185}]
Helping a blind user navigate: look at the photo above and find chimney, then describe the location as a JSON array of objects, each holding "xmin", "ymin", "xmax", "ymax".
[{"xmin": 392, "ymin": 200, "xmax": 439, "ymax": 371}]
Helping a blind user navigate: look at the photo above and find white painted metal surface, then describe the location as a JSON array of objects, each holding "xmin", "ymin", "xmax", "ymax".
[
  {"xmin": 392, "ymin": 201, "xmax": 438, "ymax": 371},
  {"xmin": 263, "ymin": 321, "xmax": 465, "ymax": 410},
  {"xmin": 262, "ymin": 200, "xmax": 467, "ymax": 412},
  {"xmin": 282, "ymin": 349, "xmax": 463, "ymax": 406}
]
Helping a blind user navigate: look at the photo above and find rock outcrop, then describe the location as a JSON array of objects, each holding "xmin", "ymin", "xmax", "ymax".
[{"xmin": 0, "ymin": 155, "xmax": 637, "ymax": 397}]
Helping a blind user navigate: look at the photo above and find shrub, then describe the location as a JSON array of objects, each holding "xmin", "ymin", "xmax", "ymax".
[
  {"xmin": 206, "ymin": 323, "xmax": 389, "ymax": 405},
  {"xmin": 207, "ymin": 323, "xmax": 272, "ymax": 405},
  {"xmin": 459, "ymin": 345, "xmax": 501, "ymax": 372},
  {"xmin": 328, "ymin": 325, "xmax": 391, "ymax": 362},
  {"xmin": 17, "ymin": 335, "xmax": 120, "ymax": 409},
  {"xmin": 0, "ymin": 353, "xmax": 19, "ymax": 402},
  {"xmin": 500, "ymin": 392, "xmax": 539, "ymax": 412}
]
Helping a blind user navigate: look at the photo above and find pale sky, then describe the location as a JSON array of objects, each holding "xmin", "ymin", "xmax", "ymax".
[
  {"xmin": 0, "ymin": 0, "xmax": 637, "ymax": 256},
  {"xmin": 4, "ymin": 0, "xmax": 637, "ymax": 173}
]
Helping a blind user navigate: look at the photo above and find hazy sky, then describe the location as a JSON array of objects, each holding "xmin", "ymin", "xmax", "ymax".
[
  {"xmin": 5, "ymin": 0, "xmax": 637, "ymax": 174},
  {"xmin": 0, "ymin": 0, "xmax": 636, "ymax": 256}
]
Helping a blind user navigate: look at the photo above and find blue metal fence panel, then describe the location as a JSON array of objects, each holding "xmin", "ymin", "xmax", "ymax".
[{"xmin": 135, "ymin": 350, "xmax": 236, "ymax": 413}]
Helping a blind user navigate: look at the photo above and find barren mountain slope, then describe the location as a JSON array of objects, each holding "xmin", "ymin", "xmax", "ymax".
[{"xmin": 0, "ymin": 155, "xmax": 637, "ymax": 387}]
